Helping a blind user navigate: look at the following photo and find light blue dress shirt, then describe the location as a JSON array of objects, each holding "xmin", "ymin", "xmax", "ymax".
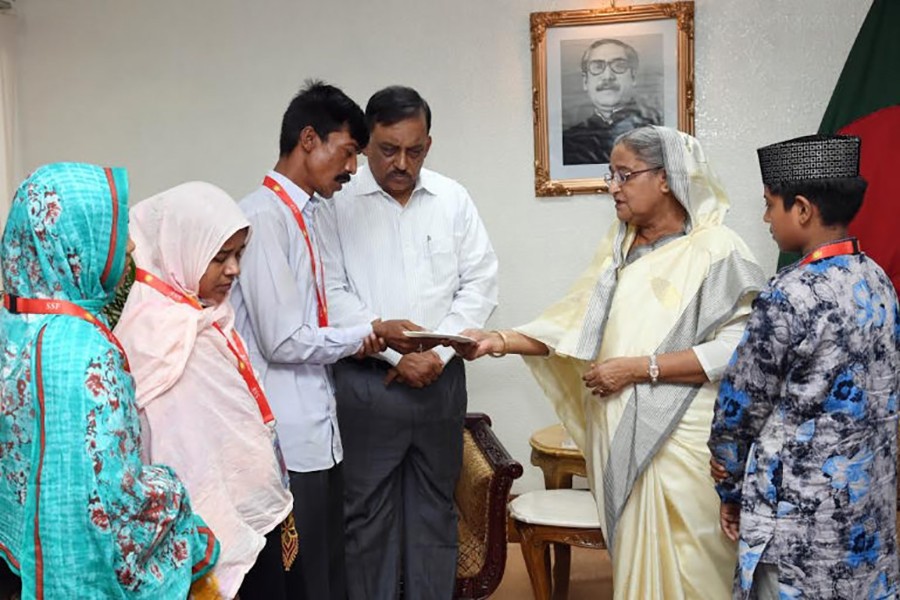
[{"xmin": 231, "ymin": 171, "xmax": 372, "ymax": 472}]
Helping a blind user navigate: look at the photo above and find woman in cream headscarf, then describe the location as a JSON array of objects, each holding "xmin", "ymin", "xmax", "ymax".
[
  {"xmin": 455, "ymin": 127, "xmax": 767, "ymax": 598},
  {"xmin": 114, "ymin": 182, "xmax": 294, "ymax": 600}
]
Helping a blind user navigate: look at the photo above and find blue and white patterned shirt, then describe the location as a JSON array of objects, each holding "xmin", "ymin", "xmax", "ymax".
[{"xmin": 710, "ymin": 245, "xmax": 900, "ymax": 599}]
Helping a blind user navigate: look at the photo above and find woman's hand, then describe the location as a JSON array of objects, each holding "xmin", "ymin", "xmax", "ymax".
[
  {"xmin": 709, "ymin": 457, "xmax": 728, "ymax": 483},
  {"xmin": 719, "ymin": 502, "xmax": 741, "ymax": 542},
  {"xmin": 582, "ymin": 356, "xmax": 644, "ymax": 397},
  {"xmin": 446, "ymin": 329, "xmax": 499, "ymax": 360}
]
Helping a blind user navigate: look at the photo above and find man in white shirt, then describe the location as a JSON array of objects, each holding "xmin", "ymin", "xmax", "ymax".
[
  {"xmin": 318, "ymin": 86, "xmax": 499, "ymax": 600},
  {"xmin": 231, "ymin": 81, "xmax": 409, "ymax": 600}
]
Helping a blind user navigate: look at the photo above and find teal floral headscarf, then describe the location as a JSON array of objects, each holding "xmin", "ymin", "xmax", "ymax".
[
  {"xmin": 0, "ymin": 163, "xmax": 218, "ymax": 599},
  {"xmin": 2, "ymin": 163, "xmax": 129, "ymax": 309}
]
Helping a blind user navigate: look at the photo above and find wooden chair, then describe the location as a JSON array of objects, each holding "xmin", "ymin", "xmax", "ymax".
[
  {"xmin": 454, "ymin": 413, "xmax": 524, "ymax": 599},
  {"xmin": 509, "ymin": 489, "xmax": 607, "ymax": 600}
]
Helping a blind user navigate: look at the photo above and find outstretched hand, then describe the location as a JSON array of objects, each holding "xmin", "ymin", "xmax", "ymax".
[
  {"xmin": 372, "ymin": 319, "xmax": 426, "ymax": 354},
  {"xmin": 444, "ymin": 329, "xmax": 498, "ymax": 361}
]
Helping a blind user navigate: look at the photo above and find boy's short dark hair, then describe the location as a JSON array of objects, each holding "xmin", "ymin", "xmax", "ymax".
[
  {"xmin": 365, "ymin": 86, "xmax": 432, "ymax": 133},
  {"xmin": 279, "ymin": 80, "xmax": 368, "ymax": 157},
  {"xmin": 768, "ymin": 177, "xmax": 867, "ymax": 227}
]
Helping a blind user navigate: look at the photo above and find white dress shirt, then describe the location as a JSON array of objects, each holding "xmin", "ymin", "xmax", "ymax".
[
  {"xmin": 231, "ymin": 170, "xmax": 372, "ymax": 472},
  {"xmin": 317, "ymin": 165, "xmax": 499, "ymax": 365}
]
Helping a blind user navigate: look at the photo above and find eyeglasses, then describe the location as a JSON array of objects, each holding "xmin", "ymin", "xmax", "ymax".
[
  {"xmin": 602, "ymin": 167, "xmax": 662, "ymax": 187},
  {"xmin": 584, "ymin": 58, "xmax": 631, "ymax": 76}
]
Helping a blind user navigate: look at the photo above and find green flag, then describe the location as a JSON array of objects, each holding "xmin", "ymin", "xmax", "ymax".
[{"xmin": 776, "ymin": 0, "xmax": 900, "ymax": 286}]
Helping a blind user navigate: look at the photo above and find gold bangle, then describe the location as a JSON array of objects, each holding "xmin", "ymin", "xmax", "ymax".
[{"xmin": 489, "ymin": 329, "xmax": 509, "ymax": 358}]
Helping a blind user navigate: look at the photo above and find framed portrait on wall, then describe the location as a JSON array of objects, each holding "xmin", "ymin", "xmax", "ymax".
[{"xmin": 531, "ymin": 3, "xmax": 694, "ymax": 196}]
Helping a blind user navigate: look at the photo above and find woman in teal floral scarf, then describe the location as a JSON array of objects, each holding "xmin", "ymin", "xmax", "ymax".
[{"xmin": 0, "ymin": 163, "xmax": 218, "ymax": 599}]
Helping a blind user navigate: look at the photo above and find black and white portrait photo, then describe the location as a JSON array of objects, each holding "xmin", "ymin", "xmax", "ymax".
[
  {"xmin": 560, "ymin": 35, "xmax": 664, "ymax": 166},
  {"xmin": 531, "ymin": 5, "xmax": 694, "ymax": 196}
]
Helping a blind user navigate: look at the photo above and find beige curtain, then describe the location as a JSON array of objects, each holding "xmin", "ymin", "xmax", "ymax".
[{"xmin": 1, "ymin": 11, "xmax": 18, "ymax": 238}]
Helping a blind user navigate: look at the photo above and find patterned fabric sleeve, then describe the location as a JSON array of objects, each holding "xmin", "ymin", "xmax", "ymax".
[
  {"xmin": 35, "ymin": 318, "xmax": 218, "ymax": 598},
  {"xmin": 709, "ymin": 288, "xmax": 799, "ymax": 503},
  {"xmin": 102, "ymin": 258, "xmax": 135, "ymax": 329}
]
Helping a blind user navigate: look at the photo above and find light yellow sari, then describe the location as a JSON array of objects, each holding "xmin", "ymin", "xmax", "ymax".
[{"xmin": 518, "ymin": 128, "xmax": 766, "ymax": 599}]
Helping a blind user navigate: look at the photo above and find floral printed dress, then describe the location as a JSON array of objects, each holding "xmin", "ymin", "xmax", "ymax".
[
  {"xmin": 709, "ymin": 247, "xmax": 900, "ymax": 599},
  {"xmin": 0, "ymin": 163, "xmax": 218, "ymax": 599}
]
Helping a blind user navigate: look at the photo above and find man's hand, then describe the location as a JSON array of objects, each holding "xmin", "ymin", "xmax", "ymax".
[
  {"xmin": 354, "ymin": 333, "xmax": 387, "ymax": 359},
  {"xmin": 372, "ymin": 319, "xmax": 426, "ymax": 354},
  {"xmin": 384, "ymin": 351, "xmax": 444, "ymax": 388},
  {"xmin": 719, "ymin": 502, "xmax": 741, "ymax": 542}
]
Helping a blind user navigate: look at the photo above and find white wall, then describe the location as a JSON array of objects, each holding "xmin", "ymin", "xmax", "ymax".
[
  {"xmin": 0, "ymin": 10, "xmax": 18, "ymax": 233},
  {"xmin": 14, "ymin": 0, "xmax": 871, "ymax": 491}
]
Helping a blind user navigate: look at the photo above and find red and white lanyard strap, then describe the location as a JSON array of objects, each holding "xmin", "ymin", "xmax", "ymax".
[
  {"xmin": 135, "ymin": 268, "xmax": 204, "ymax": 309},
  {"xmin": 798, "ymin": 238, "xmax": 860, "ymax": 266},
  {"xmin": 262, "ymin": 176, "xmax": 329, "ymax": 327},
  {"xmin": 3, "ymin": 293, "xmax": 129, "ymax": 371},
  {"xmin": 135, "ymin": 268, "xmax": 275, "ymax": 425},
  {"xmin": 211, "ymin": 322, "xmax": 275, "ymax": 424}
]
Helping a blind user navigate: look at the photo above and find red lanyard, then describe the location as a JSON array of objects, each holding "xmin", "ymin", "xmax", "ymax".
[
  {"xmin": 3, "ymin": 293, "xmax": 130, "ymax": 371},
  {"xmin": 210, "ymin": 321, "xmax": 274, "ymax": 424},
  {"xmin": 262, "ymin": 175, "xmax": 328, "ymax": 327},
  {"xmin": 135, "ymin": 268, "xmax": 275, "ymax": 424},
  {"xmin": 134, "ymin": 268, "xmax": 203, "ymax": 309},
  {"xmin": 798, "ymin": 238, "xmax": 860, "ymax": 266}
]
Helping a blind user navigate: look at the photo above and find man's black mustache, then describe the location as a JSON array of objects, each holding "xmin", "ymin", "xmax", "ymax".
[{"xmin": 335, "ymin": 173, "xmax": 351, "ymax": 183}]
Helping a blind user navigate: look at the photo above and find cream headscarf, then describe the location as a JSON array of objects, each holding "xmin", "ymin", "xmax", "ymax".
[
  {"xmin": 114, "ymin": 182, "xmax": 292, "ymax": 599},
  {"xmin": 522, "ymin": 126, "xmax": 737, "ymax": 363}
]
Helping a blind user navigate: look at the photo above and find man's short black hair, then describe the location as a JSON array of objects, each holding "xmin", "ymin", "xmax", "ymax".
[
  {"xmin": 365, "ymin": 86, "xmax": 432, "ymax": 133},
  {"xmin": 769, "ymin": 177, "xmax": 867, "ymax": 227},
  {"xmin": 279, "ymin": 80, "xmax": 368, "ymax": 157}
]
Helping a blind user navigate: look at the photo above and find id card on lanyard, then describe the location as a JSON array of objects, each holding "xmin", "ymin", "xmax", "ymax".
[
  {"xmin": 262, "ymin": 176, "xmax": 329, "ymax": 327},
  {"xmin": 135, "ymin": 268, "xmax": 291, "ymax": 488}
]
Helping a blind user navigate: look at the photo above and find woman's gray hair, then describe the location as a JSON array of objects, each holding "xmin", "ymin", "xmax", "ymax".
[
  {"xmin": 614, "ymin": 126, "xmax": 693, "ymax": 230},
  {"xmin": 613, "ymin": 126, "xmax": 665, "ymax": 169}
]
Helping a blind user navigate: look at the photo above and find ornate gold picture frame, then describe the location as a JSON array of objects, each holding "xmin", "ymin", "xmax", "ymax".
[{"xmin": 531, "ymin": 3, "xmax": 694, "ymax": 196}]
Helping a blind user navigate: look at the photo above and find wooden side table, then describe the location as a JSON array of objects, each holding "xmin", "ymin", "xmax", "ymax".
[
  {"xmin": 526, "ymin": 424, "xmax": 596, "ymax": 599},
  {"xmin": 529, "ymin": 423, "xmax": 587, "ymax": 490}
]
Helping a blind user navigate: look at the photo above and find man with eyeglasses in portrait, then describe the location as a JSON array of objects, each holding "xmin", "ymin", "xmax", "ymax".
[{"xmin": 563, "ymin": 38, "xmax": 661, "ymax": 166}]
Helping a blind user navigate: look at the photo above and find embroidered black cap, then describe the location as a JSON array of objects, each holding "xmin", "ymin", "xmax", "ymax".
[{"xmin": 757, "ymin": 134, "xmax": 861, "ymax": 186}]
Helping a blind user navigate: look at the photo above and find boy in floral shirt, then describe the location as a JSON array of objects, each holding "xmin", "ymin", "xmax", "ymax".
[{"xmin": 709, "ymin": 134, "xmax": 900, "ymax": 599}]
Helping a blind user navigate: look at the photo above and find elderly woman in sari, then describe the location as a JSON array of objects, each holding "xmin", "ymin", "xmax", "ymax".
[
  {"xmin": 455, "ymin": 126, "xmax": 767, "ymax": 598},
  {"xmin": 0, "ymin": 163, "xmax": 218, "ymax": 599},
  {"xmin": 113, "ymin": 182, "xmax": 303, "ymax": 600}
]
